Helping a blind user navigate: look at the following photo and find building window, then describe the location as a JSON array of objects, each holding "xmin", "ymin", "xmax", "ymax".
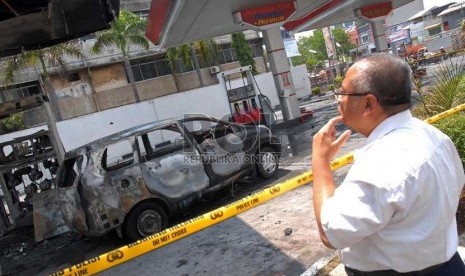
[
  {"xmin": 129, "ymin": 39, "xmax": 264, "ymax": 82},
  {"xmin": 428, "ymin": 27, "xmax": 441, "ymax": 36},
  {"xmin": 361, "ymin": 35, "xmax": 370, "ymax": 44},
  {"xmin": 0, "ymin": 82, "xmax": 41, "ymax": 103},
  {"xmin": 250, "ymin": 43, "xmax": 264, "ymax": 58},
  {"xmin": 66, "ymin": 72, "xmax": 80, "ymax": 82},
  {"xmin": 140, "ymin": 62, "xmax": 157, "ymax": 80},
  {"xmin": 130, "ymin": 58, "xmax": 174, "ymax": 82},
  {"xmin": 220, "ymin": 48, "xmax": 235, "ymax": 64}
]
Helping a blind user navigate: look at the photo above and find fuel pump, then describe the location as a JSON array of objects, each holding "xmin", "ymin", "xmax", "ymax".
[{"xmin": 217, "ymin": 65, "xmax": 275, "ymax": 126}]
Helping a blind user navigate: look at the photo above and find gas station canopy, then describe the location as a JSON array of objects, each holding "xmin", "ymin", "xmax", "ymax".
[{"xmin": 146, "ymin": 0, "xmax": 414, "ymax": 48}]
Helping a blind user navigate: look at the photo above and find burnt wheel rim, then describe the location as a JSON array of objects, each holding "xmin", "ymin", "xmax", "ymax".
[
  {"xmin": 137, "ymin": 210, "xmax": 162, "ymax": 237},
  {"xmin": 262, "ymin": 152, "xmax": 277, "ymax": 174}
]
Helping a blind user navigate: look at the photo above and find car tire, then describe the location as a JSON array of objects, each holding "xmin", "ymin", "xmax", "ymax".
[
  {"xmin": 256, "ymin": 147, "xmax": 279, "ymax": 179},
  {"xmin": 123, "ymin": 201, "xmax": 168, "ymax": 242}
]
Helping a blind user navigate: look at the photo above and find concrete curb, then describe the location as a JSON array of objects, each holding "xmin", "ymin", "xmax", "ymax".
[{"xmin": 300, "ymin": 253, "xmax": 338, "ymax": 276}]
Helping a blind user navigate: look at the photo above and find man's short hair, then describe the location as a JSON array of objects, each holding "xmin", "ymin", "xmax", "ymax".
[{"xmin": 350, "ymin": 53, "xmax": 412, "ymax": 108}]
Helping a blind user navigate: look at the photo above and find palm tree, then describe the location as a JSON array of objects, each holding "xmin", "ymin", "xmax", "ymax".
[
  {"xmin": 165, "ymin": 39, "xmax": 220, "ymax": 90},
  {"xmin": 176, "ymin": 40, "xmax": 220, "ymax": 70},
  {"xmin": 195, "ymin": 39, "xmax": 220, "ymax": 68},
  {"xmin": 2, "ymin": 42, "xmax": 84, "ymax": 120},
  {"xmin": 412, "ymin": 58, "xmax": 465, "ymax": 119},
  {"xmin": 91, "ymin": 10, "xmax": 149, "ymax": 102},
  {"xmin": 165, "ymin": 47, "xmax": 181, "ymax": 91}
]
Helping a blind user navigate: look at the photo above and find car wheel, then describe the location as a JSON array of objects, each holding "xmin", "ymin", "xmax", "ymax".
[
  {"xmin": 124, "ymin": 202, "xmax": 167, "ymax": 242},
  {"xmin": 256, "ymin": 147, "xmax": 279, "ymax": 179}
]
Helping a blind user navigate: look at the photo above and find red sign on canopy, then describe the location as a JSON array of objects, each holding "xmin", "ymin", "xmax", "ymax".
[
  {"xmin": 360, "ymin": 2, "xmax": 392, "ymax": 20},
  {"xmin": 237, "ymin": 1, "xmax": 295, "ymax": 28}
]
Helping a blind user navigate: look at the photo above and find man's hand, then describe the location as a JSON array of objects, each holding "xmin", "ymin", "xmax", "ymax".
[
  {"xmin": 311, "ymin": 116, "xmax": 351, "ymax": 249},
  {"xmin": 312, "ymin": 116, "xmax": 351, "ymax": 163}
]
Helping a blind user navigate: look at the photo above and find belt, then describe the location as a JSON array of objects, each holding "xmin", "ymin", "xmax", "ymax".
[{"xmin": 344, "ymin": 252, "xmax": 461, "ymax": 276}]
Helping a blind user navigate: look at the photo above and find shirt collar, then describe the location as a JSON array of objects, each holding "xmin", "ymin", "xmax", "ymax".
[{"xmin": 357, "ymin": 110, "xmax": 412, "ymax": 154}]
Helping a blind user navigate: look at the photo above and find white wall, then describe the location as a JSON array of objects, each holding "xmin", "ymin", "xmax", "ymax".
[
  {"xmin": 425, "ymin": 36, "xmax": 453, "ymax": 52},
  {"xmin": 1, "ymin": 69, "xmax": 311, "ymax": 152},
  {"xmin": 291, "ymin": 65, "xmax": 312, "ymax": 100},
  {"xmin": 57, "ymin": 84, "xmax": 232, "ymax": 151},
  {"xmin": 386, "ymin": 0, "xmax": 424, "ymax": 27}
]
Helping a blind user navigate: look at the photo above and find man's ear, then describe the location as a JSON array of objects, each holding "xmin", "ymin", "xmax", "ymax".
[{"xmin": 363, "ymin": 94, "xmax": 378, "ymax": 114}]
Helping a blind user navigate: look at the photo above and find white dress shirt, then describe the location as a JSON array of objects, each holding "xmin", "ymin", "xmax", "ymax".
[{"xmin": 321, "ymin": 110, "xmax": 465, "ymax": 272}]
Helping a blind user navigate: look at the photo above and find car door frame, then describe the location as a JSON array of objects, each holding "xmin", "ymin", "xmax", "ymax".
[{"xmin": 179, "ymin": 117, "xmax": 249, "ymax": 186}]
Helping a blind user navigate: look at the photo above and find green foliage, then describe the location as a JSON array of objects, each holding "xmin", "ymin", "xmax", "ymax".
[
  {"xmin": 291, "ymin": 30, "xmax": 326, "ymax": 68},
  {"xmin": 177, "ymin": 44, "xmax": 193, "ymax": 71},
  {"xmin": 165, "ymin": 39, "xmax": 220, "ymax": 74},
  {"xmin": 332, "ymin": 28, "xmax": 353, "ymax": 62},
  {"xmin": 165, "ymin": 47, "xmax": 179, "ymax": 74},
  {"xmin": 328, "ymin": 84, "xmax": 334, "ymax": 91},
  {"xmin": 231, "ymin": 32, "xmax": 257, "ymax": 74},
  {"xmin": 91, "ymin": 10, "xmax": 148, "ymax": 57},
  {"xmin": 2, "ymin": 42, "xmax": 83, "ymax": 86},
  {"xmin": 312, "ymin": 87, "xmax": 321, "ymax": 95},
  {"xmin": 412, "ymin": 59, "xmax": 465, "ymax": 119},
  {"xmin": 290, "ymin": 28, "xmax": 354, "ymax": 69},
  {"xmin": 0, "ymin": 112, "xmax": 25, "ymax": 133},
  {"xmin": 433, "ymin": 114, "xmax": 465, "ymax": 168},
  {"xmin": 334, "ymin": 75, "xmax": 344, "ymax": 88},
  {"xmin": 195, "ymin": 39, "xmax": 220, "ymax": 68}
]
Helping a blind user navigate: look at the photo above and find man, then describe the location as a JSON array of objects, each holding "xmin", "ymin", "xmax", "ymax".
[{"xmin": 312, "ymin": 53, "xmax": 465, "ymax": 275}]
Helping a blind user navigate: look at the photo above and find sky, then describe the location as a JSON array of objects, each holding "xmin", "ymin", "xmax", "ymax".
[{"xmin": 295, "ymin": 0, "xmax": 458, "ymax": 40}]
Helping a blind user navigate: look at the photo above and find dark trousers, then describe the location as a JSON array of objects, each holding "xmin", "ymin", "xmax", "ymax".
[{"xmin": 345, "ymin": 252, "xmax": 465, "ymax": 276}]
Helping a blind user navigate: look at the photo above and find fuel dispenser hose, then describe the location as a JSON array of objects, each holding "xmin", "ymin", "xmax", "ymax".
[{"xmin": 252, "ymin": 74, "xmax": 279, "ymax": 124}]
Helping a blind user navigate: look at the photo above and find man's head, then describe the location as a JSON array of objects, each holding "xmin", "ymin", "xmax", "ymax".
[{"xmin": 336, "ymin": 53, "xmax": 411, "ymax": 136}]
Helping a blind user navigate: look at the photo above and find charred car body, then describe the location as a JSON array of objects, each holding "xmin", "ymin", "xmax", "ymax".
[{"xmin": 57, "ymin": 117, "xmax": 281, "ymax": 241}]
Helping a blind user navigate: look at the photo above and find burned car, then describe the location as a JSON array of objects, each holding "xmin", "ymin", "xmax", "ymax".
[{"xmin": 57, "ymin": 117, "xmax": 281, "ymax": 241}]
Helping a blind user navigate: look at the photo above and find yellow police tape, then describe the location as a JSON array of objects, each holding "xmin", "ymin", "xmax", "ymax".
[
  {"xmin": 50, "ymin": 105, "xmax": 465, "ymax": 276},
  {"xmin": 424, "ymin": 103, "xmax": 465, "ymax": 124}
]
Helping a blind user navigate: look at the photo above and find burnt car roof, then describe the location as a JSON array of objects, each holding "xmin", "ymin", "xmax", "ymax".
[
  {"xmin": 64, "ymin": 116, "xmax": 228, "ymax": 158},
  {"xmin": 65, "ymin": 118, "xmax": 176, "ymax": 157}
]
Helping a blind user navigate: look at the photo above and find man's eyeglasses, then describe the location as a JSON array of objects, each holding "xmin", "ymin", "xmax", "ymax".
[{"xmin": 334, "ymin": 91, "xmax": 372, "ymax": 101}]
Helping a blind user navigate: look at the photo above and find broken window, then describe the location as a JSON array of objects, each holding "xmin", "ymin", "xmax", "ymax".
[
  {"xmin": 137, "ymin": 125, "xmax": 190, "ymax": 161},
  {"xmin": 102, "ymin": 140, "xmax": 134, "ymax": 171}
]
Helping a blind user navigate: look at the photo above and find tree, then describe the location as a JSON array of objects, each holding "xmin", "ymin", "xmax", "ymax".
[
  {"xmin": 2, "ymin": 43, "xmax": 83, "ymax": 85},
  {"xmin": 2, "ymin": 41, "xmax": 84, "ymax": 120},
  {"xmin": 91, "ymin": 9, "xmax": 149, "ymax": 102},
  {"xmin": 231, "ymin": 32, "xmax": 257, "ymax": 74},
  {"xmin": 0, "ymin": 112, "xmax": 25, "ymax": 133},
  {"xmin": 291, "ymin": 31, "xmax": 327, "ymax": 69},
  {"xmin": 165, "ymin": 39, "xmax": 220, "ymax": 90},
  {"xmin": 165, "ymin": 47, "xmax": 181, "ymax": 91},
  {"xmin": 332, "ymin": 27, "xmax": 353, "ymax": 62},
  {"xmin": 177, "ymin": 43, "xmax": 194, "ymax": 71},
  {"xmin": 195, "ymin": 39, "xmax": 220, "ymax": 68},
  {"xmin": 291, "ymin": 27, "xmax": 354, "ymax": 69}
]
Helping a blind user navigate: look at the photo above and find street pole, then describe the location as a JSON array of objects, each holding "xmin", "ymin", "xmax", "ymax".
[{"xmin": 330, "ymin": 30, "xmax": 340, "ymax": 77}]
